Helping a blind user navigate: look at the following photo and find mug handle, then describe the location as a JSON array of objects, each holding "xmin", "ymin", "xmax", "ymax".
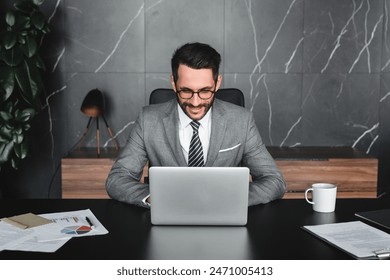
[{"xmin": 305, "ymin": 188, "xmax": 314, "ymax": 204}]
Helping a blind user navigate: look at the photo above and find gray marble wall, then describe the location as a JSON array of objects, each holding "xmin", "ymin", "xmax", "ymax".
[{"xmin": 1, "ymin": 0, "xmax": 390, "ymax": 197}]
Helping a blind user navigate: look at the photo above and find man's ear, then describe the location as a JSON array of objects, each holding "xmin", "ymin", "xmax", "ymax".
[
  {"xmin": 215, "ymin": 74, "xmax": 223, "ymax": 91},
  {"xmin": 170, "ymin": 74, "xmax": 176, "ymax": 91}
]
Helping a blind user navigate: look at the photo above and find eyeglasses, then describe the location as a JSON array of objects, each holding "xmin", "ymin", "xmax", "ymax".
[{"xmin": 176, "ymin": 88, "xmax": 216, "ymax": 100}]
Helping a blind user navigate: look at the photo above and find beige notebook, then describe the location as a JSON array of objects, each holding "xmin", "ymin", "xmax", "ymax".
[{"xmin": 1, "ymin": 213, "xmax": 52, "ymax": 229}]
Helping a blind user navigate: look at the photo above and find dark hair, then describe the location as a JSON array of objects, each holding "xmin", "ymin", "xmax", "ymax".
[{"xmin": 171, "ymin": 42, "xmax": 221, "ymax": 83}]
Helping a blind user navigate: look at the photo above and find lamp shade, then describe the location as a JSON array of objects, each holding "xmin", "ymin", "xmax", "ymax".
[{"xmin": 81, "ymin": 89, "xmax": 104, "ymax": 117}]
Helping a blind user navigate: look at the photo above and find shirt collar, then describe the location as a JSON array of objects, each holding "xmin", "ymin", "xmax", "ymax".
[{"xmin": 177, "ymin": 103, "xmax": 212, "ymax": 129}]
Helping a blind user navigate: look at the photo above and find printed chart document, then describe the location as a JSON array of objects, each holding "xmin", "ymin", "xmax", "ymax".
[
  {"xmin": 0, "ymin": 209, "xmax": 108, "ymax": 253},
  {"xmin": 303, "ymin": 221, "xmax": 390, "ymax": 259},
  {"xmin": 38, "ymin": 209, "xmax": 108, "ymax": 241}
]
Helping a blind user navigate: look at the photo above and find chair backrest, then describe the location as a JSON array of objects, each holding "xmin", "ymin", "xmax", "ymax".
[{"xmin": 149, "ymin": 88, "xmax": 245, "ymax": 107}]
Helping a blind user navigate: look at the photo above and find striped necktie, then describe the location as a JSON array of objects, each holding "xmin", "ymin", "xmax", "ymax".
[{"xmin": 188, "ymin": 121, "xmax": 204, "ymax": 167}]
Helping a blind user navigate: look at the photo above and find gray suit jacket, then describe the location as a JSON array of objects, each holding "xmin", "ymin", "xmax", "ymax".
[{"xmin": 106, "ymin": 99, "xmax": 286, "ymax": 208}]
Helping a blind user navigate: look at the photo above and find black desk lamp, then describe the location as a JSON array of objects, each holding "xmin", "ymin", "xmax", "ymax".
[{"xmin": 78, "ymin": 89, "xmax": 119, "ymax": 156}]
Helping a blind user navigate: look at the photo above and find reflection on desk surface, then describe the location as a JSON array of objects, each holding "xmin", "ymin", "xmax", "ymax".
[
  {"xmin": 304, "ymin": 212, "xmax": 337, "ymax": 225},
  {"xmin": 145, "ymin": 226, "xmax": 253, "ymax": 260}
]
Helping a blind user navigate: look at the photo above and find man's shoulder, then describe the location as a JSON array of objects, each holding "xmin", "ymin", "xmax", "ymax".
[
  {"xmin": 213, "ymin": 98, "xmax": 250, "ymax": 116},
  {"xmin": 142, "ymin": 99, "xmax": 176, "ymax": 118}
]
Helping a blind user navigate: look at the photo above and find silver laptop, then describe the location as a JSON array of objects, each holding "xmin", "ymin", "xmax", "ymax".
[{"xmin": 149, "ymin": 167, "xmax": 249, "ymax": 226}]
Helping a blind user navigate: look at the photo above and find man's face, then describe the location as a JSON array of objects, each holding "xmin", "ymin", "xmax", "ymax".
[{"xmin": 171, "ymin": 65, "xmax": 222, "ymax": 121}]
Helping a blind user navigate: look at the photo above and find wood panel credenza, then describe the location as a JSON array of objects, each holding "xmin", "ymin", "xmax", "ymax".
[
  {"xmin": 61, "ymin": 148, "xmax": 115, "ymax": 198},
  {"xmin": 267, "ymin": 147, "xmax": 378, "ymax": 199},
  {"xmin": 61, "ymin": 147, "xmax": 378, "ymax": 199}
]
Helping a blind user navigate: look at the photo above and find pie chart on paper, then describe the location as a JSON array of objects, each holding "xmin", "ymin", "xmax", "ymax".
[{"xmin": 61, "ymin": 225, "xmax": 92, "ymax": 235}]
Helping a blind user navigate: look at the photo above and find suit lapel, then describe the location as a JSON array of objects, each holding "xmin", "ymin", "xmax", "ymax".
[
  {"xmin": 206, "ymin": 100, "xmax": 227, "ymax": 167},
  {"xmin": 162, "ymin": 100, "xmax": 187, "ymax": 166}
]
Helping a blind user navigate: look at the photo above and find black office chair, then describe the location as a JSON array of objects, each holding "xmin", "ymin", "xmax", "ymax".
[{"xmin": 149, "ymin": 88, "xmax": 245, "ymax": 107}]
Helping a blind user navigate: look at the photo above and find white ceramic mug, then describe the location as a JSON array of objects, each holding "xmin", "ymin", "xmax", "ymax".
[{"xmin": 305, "ymin": 183, "xmax": 337, "ymax": 213}]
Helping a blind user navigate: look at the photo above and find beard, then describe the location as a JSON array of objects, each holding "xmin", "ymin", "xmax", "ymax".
[{"xmin": 177, "ymin": 96, "xmax": 215, "ymax": 121}]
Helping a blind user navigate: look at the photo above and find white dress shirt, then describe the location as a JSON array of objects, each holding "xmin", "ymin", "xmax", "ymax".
[
  {"xmin": 142, "ymin": 104, "xmax": 212, "ymax": 206},
  {"xmin": 177, "ymin": 103, "xmax": 212, "ymax": 164}
]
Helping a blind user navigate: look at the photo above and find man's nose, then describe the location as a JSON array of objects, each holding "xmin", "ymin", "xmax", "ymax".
[{"xmin": 190, "ymin": 93, "xmax": 202, "ymax": 106}]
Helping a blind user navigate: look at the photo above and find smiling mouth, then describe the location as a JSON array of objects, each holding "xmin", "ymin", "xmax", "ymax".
[
  {"xmin": 185, "ymin": 104, "xmax": 205, "ymax": 110},
  {"xmin": 189, "ymin": 106, "xmax": 203, "ymax": 112},
  {"xmin": 188, "ymin": 106, "xmax": 206, "ymax": 115},
  {"xmin": 180, "ymin": 101, "xmax": 212, "ymax": 120}
]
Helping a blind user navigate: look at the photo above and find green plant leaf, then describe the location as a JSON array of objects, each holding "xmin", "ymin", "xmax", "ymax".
[
  {"xmin": 0, "ymin": 111, "xmax": 13, "ymax": 122},
  {"xmin": 14, "ymin": 14, "xmax": 31, "ymax": 30},
  {"xmin": 23, "ymin": 123, "xmax": 31, "ymax": 131},
  {"xmin": 0, "ymin": 141, "xmax": 14, "ymax": 164},
  {"xmin": 14, "ymin": 0, "xmax": 35, "ymax": 14},
  {"xmin": 5, "ymin": 11, "xmax": 16, "ymax": 27},
  {"xmin": 14, "ymin": 61, "xmax": 42, "ymax": 105},
  {"xmin": 26, "ymin": 59, "xmax": 43, "ymax": 98},
  {"xmin": 18, "ymin": 35, "xmax": 26, "ymax": 44},
  {"xmin": 3, "ymin": 47, "xmax": 23, "ymax": 66},
  {"xmin": 14, "ymin": 13, "xmax": 31, "ymax": 31},
  {"xmin": 20, "ymin": 35, "xmax": 38, "ymax": 58},
  {"xmin": 31, "ymin": 11, "xmax": 45, "ymax": 30},
  {"xmin": 15, "ymin": 127, "xmax": 23, "ymax": 135},
  {"xmin": 0, "ymin": 134, "xmax": 9, "ymax": 143},
  {"xmin": 13, "ymin": 133, "xmax": 24, "ymax": 144},
  {"xmin": 18, "ymin": 108, "xmax": 36, "ymax": 122},
  {"xmin": 3, "ymin": 31, "xmax": 17, "ymax": 50},
  {"xmin": 4, "ymin": 101, "xmax": 14, "ymax": 113},
  {"xmin": 33, "ymin": 0, "xmax": 45, "ymax": 6},
  {"xmin": 14, "ymin": 140, "xmax": 28, "ymax": 159},
  {"xmin": 0, "ymin": 65, "xmax": 15, "ymax": 101},
  {"xmin": 11, "ymin": 157, "xmax": 20, "ymax": 170},
  {"xmin": 4, "ymin": 123, "xmax": 14, "ymax": 130},
  {"xmin": 14, "ymin": 64, "xmax": 33, "ymax": 104},
  {"xmin": 0, "ymin": 125, "xmax": 12, "ymax": 140}
]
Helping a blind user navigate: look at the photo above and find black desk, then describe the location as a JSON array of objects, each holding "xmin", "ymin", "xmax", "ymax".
[{"xmin": 0, "ymin": 196, "xmax": 389, "ymax": 260}]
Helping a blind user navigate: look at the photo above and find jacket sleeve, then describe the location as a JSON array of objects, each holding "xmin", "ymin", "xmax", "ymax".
[
  {"xmin": 105, "ymin": 109, "xmax": 150, "ymax": 208},
  {"xmin": 242, "ymin": 113, "xmax": 286, "ymax": 205}
]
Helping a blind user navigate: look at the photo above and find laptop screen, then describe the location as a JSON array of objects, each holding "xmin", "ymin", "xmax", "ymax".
[{"xmin": 149, "ymin": 167, "xmax": 249, "ymax": 226}]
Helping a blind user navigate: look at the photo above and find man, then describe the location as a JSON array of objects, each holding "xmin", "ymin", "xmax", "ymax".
[{"xmin": 106, "ymin": 42, "xmax": 286, "ymax": 208}]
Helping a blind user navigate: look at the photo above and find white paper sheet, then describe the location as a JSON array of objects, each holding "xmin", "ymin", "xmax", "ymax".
[
  {"xmin": 303, "ymin": 221, "xmax": 390, "ymax": 259},
  {"xmin": 0, "ymin": 221, "xmax": 34, "ymax": 251},
  {"xmin": 7, "ymin": 237, "xmax": 70, "ymax": 253}
]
